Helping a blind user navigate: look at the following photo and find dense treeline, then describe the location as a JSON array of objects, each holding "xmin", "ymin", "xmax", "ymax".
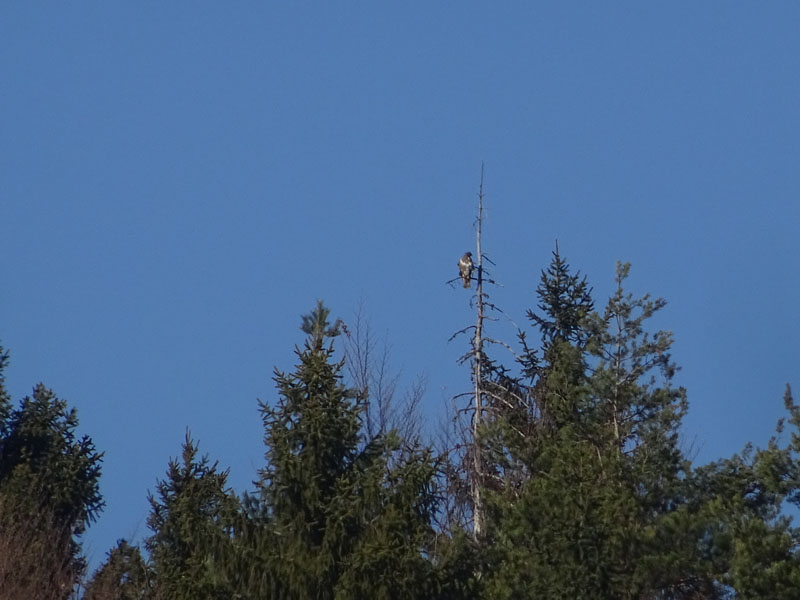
[{"xmin": 2, "ymin": 250, "xmax": 800, "ymax": 599}]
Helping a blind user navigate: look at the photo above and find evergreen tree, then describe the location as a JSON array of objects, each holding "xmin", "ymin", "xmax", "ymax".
[
  {"xmin": 0, "ymin": 345, "xmax": 103, "ymax": 596},
  {"xmin": 583, "ymin": 262, "xmax": 687, "ymax": 495},
  {"xmin": 0, "ymin": 384, "xmax": 104, "ymax": 530},
  {"xmin": 227, "ymin": 301, "xmax": 465, "ymax": 599},
  {"xmin": 671, "ymin": 384, "xmax": 800, "ymax": 598},
  {"xmin": 84, "ymin": 539, "xmax": 150, "ymax": 600},
  {"xmin": 480, "ymin": 254, "xmax": 800, "ymax": 599},
  {"xmin": 483, "ymin": 256, "xmax": 696, "ymax": 599},
  {"xmin": 527, "ymin": 244, "xmax": 594, "ymax": 350},
  {"xmin": 145, "ymin": 431, "xmax": 237, "ymax": 600}
]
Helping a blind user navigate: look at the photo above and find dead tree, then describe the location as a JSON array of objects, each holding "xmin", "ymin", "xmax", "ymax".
[
  {"xmin": 449, "ymin": 166, "xmax": 530, "ymax": 540},
  {"xmin": 448, "ymin": 166, "xmax": 496, "ymax": 539},
  {"xmin": 471, "ymin": 169, "xmax": 487, "ymax": 537}
]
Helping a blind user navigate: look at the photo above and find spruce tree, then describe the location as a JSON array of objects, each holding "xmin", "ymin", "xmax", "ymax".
[
  {"xmin": 228, "ymin": 301, "xmax": 462, "ymax": 599},
  {"xmin": 528, "ymin": 243, "xmax": 594, "ymax": 350},
  {"xmin": 84, "ymin": 539, "xmax": 150, "ymax": 600},
  {"xmin": 478, "ymin": 253, "xmax": 800, "ymax": 599},
  {"xmin": 0, "ymin": 345, "xmax": 103, "ymax": 596},
  {"xmin": 145, "ymin": 431, "xmax": 237, "ymax": 600},
  {"xmin": 672, "ymin": 384, "xmax": 800, "ymax": 598},
  {"xmin": 0, "ymin": 384, "xmax": 103, "ymax": 530},
  {"xmin": 483, "ymin": 255, "xmax": 695, "ymax": 599}
]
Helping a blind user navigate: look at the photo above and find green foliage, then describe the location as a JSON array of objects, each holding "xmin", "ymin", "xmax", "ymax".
[
  {"xmin": 527, "ymin": 245, "xmax": 594, "ymax": 349},
  {"xmin": 483, "ymin": 255, "xmax": 706, "ymax": 598},
  {"xmin": 145, "ymin": 431, "xmax": 237, "ymax": 600},
  {"xmin": 0, "ymin": 383, "xmax": 104, "ymax": 530},
  {"xmin": 301, "ymin": 298, "xmax": 343, "ymax": 345},
  {"xmin": 84, "ymin": 539, "xmax": 150, "ymax": 600},
  {"xmin": 225, "ymin": 302, "xmax": 465, "ymax": 599},
  {"xmin": 584, "ymin": 262, "xmax": 688, "ymax": 497},
  {"xmin": 0, "ymin": 345, "xmax": 103, "ymax": 594},
  {"xmin": 479, "ymin": 254, "xmax": 800, "ymax": 599},
  {"xmin": 5, "ymin": 250, "xmax": 800, "ymax": 599},
  {"xmin": 678, "ymin": 387, "xmax": 800, "ymax": 598}
]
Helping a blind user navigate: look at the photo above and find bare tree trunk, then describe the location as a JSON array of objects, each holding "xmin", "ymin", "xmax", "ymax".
[{"xmin": 471, "ymin": 165, "xmax": 486, "ymax": 538}]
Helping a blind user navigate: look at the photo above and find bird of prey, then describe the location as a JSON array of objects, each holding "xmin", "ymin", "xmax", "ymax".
[{"xmin": 458, "ymin": 252, "xmax": 474, "ymax": 288}]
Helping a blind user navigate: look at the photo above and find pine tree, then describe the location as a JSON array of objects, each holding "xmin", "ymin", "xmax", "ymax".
[
  {"xmin": 483, "ymin": 256, "xmax": 697, "ymax": 599},
  {"xmin": 0, "ymin": 383, "xmax": 104, "ymax": 530},
  {"xmin": 84, "ymin": 539, "xmax": 150, "ymax": 600},
  {"xmin": 0, "ymin": 345, "xmax": 103, "ymax": 596},
  {"xmin": 145, "ymin": 431, "xmax": 237, "ymax": 600},
  {"xmin": 228, "ymin": 301, "xmax": 462, "ymax": 599},
  {"xmin": 670, "ymin": 384, "xmax": 800, "ymax": 598},
  {"xmin": 528, "ymin": 243, "xmax": 594, "ymax": 350},
  {"xmin": 583, "ymin": 263, "xmax": 688, "ymax": 544}
]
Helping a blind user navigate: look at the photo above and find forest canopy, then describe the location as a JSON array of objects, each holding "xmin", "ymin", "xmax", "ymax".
[{"xmin": 1, "ymin": 248, "xmax": 799, "ymax": 599}]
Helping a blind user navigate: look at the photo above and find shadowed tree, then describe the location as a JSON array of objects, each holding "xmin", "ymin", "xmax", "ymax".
[
  {"xmin": 0, "ymin": 344, "xmax": 103, "ymax": 598},
  {"xmin": 83, "ymin": 539, "xmax": 150, "ymax": 600}
]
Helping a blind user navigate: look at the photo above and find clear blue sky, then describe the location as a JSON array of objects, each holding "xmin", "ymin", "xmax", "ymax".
[{"xmin": 2, "ymin": 4, "xmax": 798, "ymax": 568}]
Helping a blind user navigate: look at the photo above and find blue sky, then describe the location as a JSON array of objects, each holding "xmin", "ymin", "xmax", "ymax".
[{"xmin": 2, "ymin": 4, "xmax": 799, "ymax": 568}]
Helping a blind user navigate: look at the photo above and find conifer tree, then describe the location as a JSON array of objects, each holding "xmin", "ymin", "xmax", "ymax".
[
  {"xmin": 83, "ymin": 539, "xmax": 150, "ymax": 600},
  {"xmin": 528, "ymin": 243, "xmax": 594, "ymax": 350},
  {"xmin": 145, "ymin": 431, "xmax": 236, "ymax": 600},
  {"xmin": 584, "ymin": 262, "xmax": 687, "ymax": 506},
  {"xmin": 0, "ymin": 344, "xmax": 103, "ymax": 596},
  {"xmin": 672, "ymin": 384, "xmax": 800, "ymax": 598},
  {"xmin": 483, "ymin": 254, "xmax": 696, "ymax": 599},
  {"xmin": 478, "ymin": 252, "xmax": 800, "ymax": 599},
  {"xmin": 0, "ymin": 383, "xmax": 104, "ymax": 529},
  {"xmin": 228, "ymin": 301, "xmax": 463, "ymax": 599}
]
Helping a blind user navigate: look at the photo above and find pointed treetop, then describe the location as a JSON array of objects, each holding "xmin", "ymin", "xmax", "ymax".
[
  {"xmin": 529, "ymin": 243, "xmax": 594, "ymax": 347},
  {"xmin": 301, "ymin": 300, "xmax": 342, "ymax": 346}
]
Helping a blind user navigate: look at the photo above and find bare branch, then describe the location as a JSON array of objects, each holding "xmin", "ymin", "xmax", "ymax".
[
  {"xmin": 448, "ymin": 325, "xmax": 476, "ymax": 342},
  {"xmin": 343, "ymin": 299, "xmax": 424, "ymax": 442}
]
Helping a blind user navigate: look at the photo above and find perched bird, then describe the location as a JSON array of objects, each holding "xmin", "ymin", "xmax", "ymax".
[{"xmin": 458, "ymin": 252, "xmax": 474, "ymax": 288}]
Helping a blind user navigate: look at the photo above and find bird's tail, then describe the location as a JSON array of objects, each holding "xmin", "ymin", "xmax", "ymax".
[{"xmin": 463, "ymin": 277, "xmax": 470, "ymax": 289}]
